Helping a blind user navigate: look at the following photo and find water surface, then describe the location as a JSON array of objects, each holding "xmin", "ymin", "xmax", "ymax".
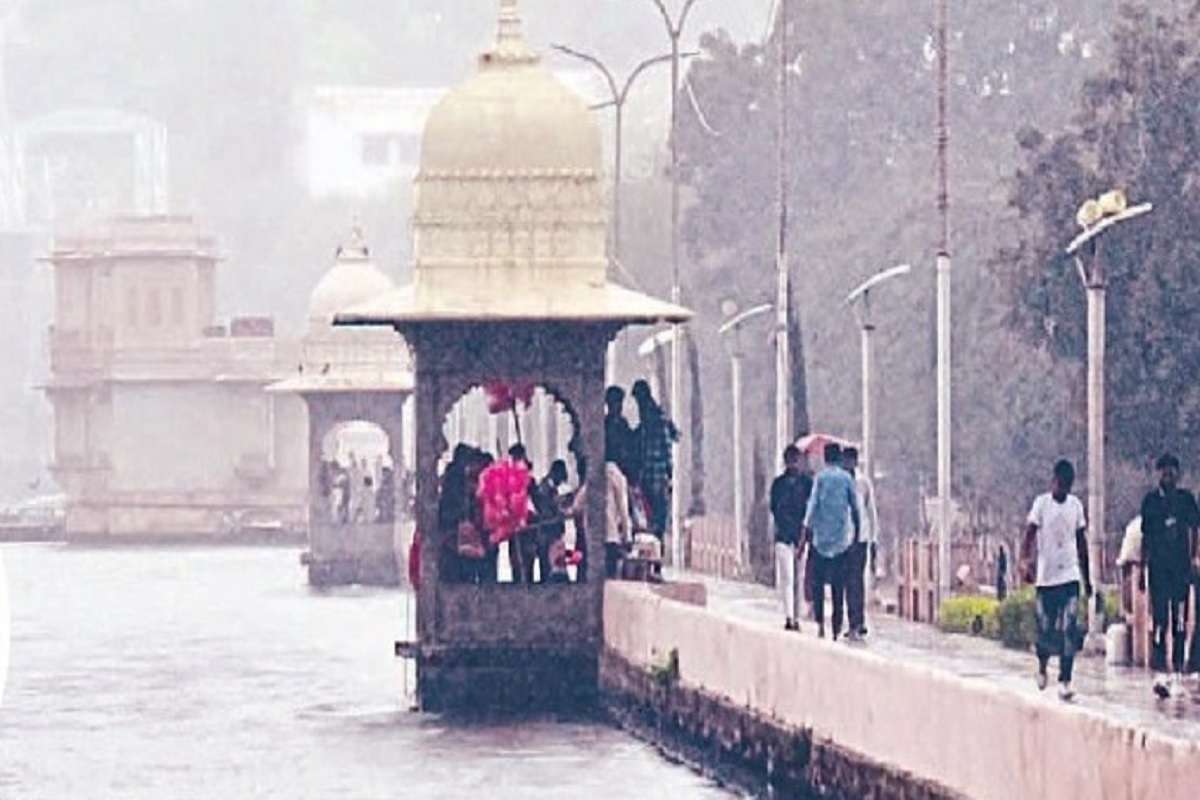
[{"xmin": 0, "ymin": 544, "xmax": 732, "ymax": 799}]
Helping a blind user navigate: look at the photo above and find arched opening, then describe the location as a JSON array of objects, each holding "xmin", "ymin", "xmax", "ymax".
[
  {"xmin": 317, "ymin": 420, "xmax": 398, "ymax": 526},
  {"xmin": 436, "ymin": 384, "xmax": 588, "ymax": 585}
]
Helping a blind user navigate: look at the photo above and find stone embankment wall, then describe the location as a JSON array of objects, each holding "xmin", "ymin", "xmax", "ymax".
[{"xmin": 601, "ymin": 582, "xmax": 1200, "ymax": 800}]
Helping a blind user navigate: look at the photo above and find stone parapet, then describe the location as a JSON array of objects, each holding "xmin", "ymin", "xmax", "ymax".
[{"xmin": 602, "ymin": 582, "xmax": 1200, "ymax": 800}]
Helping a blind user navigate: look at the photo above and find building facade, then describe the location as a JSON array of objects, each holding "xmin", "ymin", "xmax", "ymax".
[{"xmin": 42, "ymin": 215, "xmax": 307, "ymax": 539}]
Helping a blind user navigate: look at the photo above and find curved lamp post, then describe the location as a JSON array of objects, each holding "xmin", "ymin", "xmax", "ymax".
[
  {"xmin": 718, "ymin": 301, "xmax": 774, "ymax": 567},
  {"xmin": 844, "ymin": 264, "xmax": 911, "ymax": 484},
  {"xmin": 1065, "ymin": 191, "xmax": 1153, "ymax": 649},
  {"xmin": 845, "ymin": 264, "xmax": 909, "ymax": 628}
]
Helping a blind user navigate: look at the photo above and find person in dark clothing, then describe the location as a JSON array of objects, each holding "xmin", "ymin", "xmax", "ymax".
[
  {"xmin": 632, "ymin": 380, "xmax": 679, "ymax": 539},
  {"xmin": 996, "ymin": 545, "xmax": 1009, "ymax": 602},
  {"xmin": 1139, "ymin": 453, "xmax": 1199, "ymax": 698},
  {"xmin": 604, "ymin": 386, "xmax": 637, "ymax": 480},
  {"xmin": 770, "ymin": 445, "xmax": 812, "ymax": 631},
  {"xmin": 377, "ymin": 466, "xmax": 396, "ymax": 524},
  {"xmin": 437, "ymin": 444, "xmax": 474, "ymax": 582},
  {"xmin": 529, "ymin": 460, "xmax": 569, "ymax": 584}
]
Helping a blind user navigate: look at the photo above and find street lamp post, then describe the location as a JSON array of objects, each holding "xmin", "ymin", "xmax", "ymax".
[
  {"xmin": 648, "ymin": 0, "xmax": 703, "ymax": 568},
  {"xmin": 845, "ymin": 265, "xmax": 911, "ymax": 483},
  {"xmin": 551, "ymin": 45, "xmax": 690, "ymax": 389},
  {"xmin": 549, "ymin": 45, "xmax": 696, "ymax": 272},
  {"xmin": 1066, "ymin": 195, "xmax": 1153, "ymax": 648},
  {"xmin": 934, "ymin": 0, "xmax": 952, "ymax": 603},
  {"xmin": 845, "ymin": 264, "xmax": 910, "ymax": 629},
  {"xmin": 718, "ymin": 302, "xmax": 774, "ymax": 568}
]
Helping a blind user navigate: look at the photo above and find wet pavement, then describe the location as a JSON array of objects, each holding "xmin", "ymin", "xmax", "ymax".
[{"xmin": 667, "ymin": 569, "xmax": 1200, "ymax": 743}]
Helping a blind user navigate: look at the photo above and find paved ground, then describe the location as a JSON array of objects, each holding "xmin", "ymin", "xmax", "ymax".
[{"xmin": 666, "ymin": 569, "xmax": 1200, "ymax": 743}]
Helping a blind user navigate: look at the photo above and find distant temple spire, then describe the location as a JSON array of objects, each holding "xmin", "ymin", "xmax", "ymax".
[
  {"xmin": 337, "ymin": 218, "xmax": 369, "ymax": 261},
  {"xmin": 488, "ymin": 0, "xmax": 537, "ymax": 64}
]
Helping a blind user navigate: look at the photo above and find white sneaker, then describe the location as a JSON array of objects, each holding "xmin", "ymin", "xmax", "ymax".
[
  {"xmin": 1036, "ymin": 670, "xmax": 1048, "ymax": 691},
  {"xmin": 1153, "ymin": 675, "xmax": 1171, "ymax": 699},
  {"xmin": 1058, "ymin": 681, "xmax": 1075, "ymax": 702}
]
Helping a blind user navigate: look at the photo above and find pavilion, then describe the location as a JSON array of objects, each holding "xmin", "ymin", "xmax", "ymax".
[{"xmin": 337, "ymin": 0, "xmax": 690, "ymax": 710}]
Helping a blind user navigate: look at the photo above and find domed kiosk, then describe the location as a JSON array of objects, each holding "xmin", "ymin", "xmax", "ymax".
[
  {"xmin": 271, "ymin": 227, "xmax": 414, "ymax": 587},
  {"xmin": 337, "ymin": 0, "xmax": 690, "ymax": 711}
]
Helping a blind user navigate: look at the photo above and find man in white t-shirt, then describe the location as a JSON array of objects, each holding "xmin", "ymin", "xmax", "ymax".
[{"xmin": 1020, "ymin": 459, "xmax": 1093, "ymax": 701}]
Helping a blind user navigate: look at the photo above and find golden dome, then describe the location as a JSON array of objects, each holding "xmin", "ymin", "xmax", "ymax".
[
  {"xmin": 411, "ymin": 0, "xmax": 607, "ymax": 292},
  {"xmin": 333, "ymin": 0, "xmax": 689, "ymax": 328},
  {"xmin": 417, "ymin": 2, "xmax": 602, "ymax": 178}
]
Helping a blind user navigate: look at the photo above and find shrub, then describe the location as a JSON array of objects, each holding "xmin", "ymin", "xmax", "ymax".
[
  {"xmin": 996, "ymin": 587, "xmax": 1038, "ymax": 650},
  {"xmin": 938, "ymin": 595, "xmax": 1000, "ymax": 638}
]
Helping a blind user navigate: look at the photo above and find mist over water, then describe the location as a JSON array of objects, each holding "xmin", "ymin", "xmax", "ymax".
[{"xmin": 0, "ymin": 545, "xmax": 733, "ymax": 799}]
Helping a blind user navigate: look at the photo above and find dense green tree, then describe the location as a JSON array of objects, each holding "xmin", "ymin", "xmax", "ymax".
[{"xmin": 1000, "ymin": 2, "xmax": 1200, "ymax": 471}]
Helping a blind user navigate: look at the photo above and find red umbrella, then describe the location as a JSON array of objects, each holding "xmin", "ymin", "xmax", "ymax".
[{"xmin": 794, "ymin": 433, "xmax": 858, "ymax": 459}]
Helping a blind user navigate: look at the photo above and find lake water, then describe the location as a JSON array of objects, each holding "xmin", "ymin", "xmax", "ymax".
[{"xmin": 0, "ymin": 544, "xmax": 733, "ymax": 799}]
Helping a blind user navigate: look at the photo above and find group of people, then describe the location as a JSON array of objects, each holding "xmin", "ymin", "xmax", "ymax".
[
  {"xmin": 1018, "ymin": 454, "xmax": 1199, "ymax": 701},
  {"xmin": 603, "ymin": 380, "xmax": 679, "ymax": 541},
  {"xmin": 433, "ymin": 378, "xmax": 678, "ymax": 585},
  {"xmin": 318, "ymin": 454, "xmax": 398, "ymax": 526},
  {"xmin": 438, "ymin": 442, "xmax": 588, "ymax": 585},
  {"xmin": 770, "ymin": 442, "xmax": 878, "ymax": 641}
]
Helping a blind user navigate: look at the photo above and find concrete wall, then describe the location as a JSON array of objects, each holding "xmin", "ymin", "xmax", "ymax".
[{"xmin": 603, "ymin": 582, "xmax": 1200, "ymax": 800}]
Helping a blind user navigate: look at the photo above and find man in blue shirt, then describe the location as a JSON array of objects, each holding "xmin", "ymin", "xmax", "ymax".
[{"xmin": 803, "ymin": 443, "xmax": 860, "ymax": 640}]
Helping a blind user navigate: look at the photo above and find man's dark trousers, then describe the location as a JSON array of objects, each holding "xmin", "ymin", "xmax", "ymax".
[
  {"xmin": 844, "ymin": 541, "xmax": 868, "ymax": 633},
  {"xmin": 811, "ymin": 551, "xmax": 847, "ymax": 637}
]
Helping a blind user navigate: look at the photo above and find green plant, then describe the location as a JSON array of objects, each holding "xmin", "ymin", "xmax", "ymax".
[
  {"xmin": 938, "ymin": 595, "xmax": 1000, "ymax": 639},
  {"xmin": 996, "ymin": 587, "xmax": 1038, "ymax": 650},
  {"xmin": 650, "ymin": 648, "xmax": 680, "ymax": 688}
]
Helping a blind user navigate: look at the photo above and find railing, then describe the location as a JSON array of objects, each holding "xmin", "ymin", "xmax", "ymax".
[{"xmin": 684, "ymin": 515, "xmax": 741, "ymax": 580}]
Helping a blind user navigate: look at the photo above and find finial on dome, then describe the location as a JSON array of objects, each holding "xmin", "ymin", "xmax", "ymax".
[
  {"xmin": 486, "ymin": 0, "xmax": 538, "ymax": 65},
  {"xmin": 336, "ymin": 219, "xmax": 370, "ymax": 261}
]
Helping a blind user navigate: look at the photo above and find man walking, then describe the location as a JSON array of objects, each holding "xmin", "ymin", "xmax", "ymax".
[
  {"xmin": 803, "ymin": 443, "xmax": 859, "ymax": 640},
  {"xmin": 841, "ymin": 447, "xmax": 878, "ymax": 641},
  {"xmin": 1021, "ymin": 459, "xmax": 1091, "ymax": 702},
  {"xmin": 771, "ymin": 445, "xmax": 813, "ymax": 631},
  {"xmin": 1139, "ymin": 453, "xmax": 1198, "ymax": 698}
]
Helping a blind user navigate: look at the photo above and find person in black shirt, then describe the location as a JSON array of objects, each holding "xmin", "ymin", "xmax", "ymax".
[
  {"xmin": 770, "ymin": 445, "xmax": 813, "ymax": 631},
  {"xmin": 604, "ymin": 386, "xmax": 637, "ymax": 481},
  {"xmin": 1139, "ymin": 453, "xmax": 1199, "ymax": 698}
]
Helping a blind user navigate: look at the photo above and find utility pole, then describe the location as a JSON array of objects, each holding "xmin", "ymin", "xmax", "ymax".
[
  {"xmin": 649, "ymin": 0, "xmax": 702, "ymax": 567},
  {"xmin": 935, "ymin": 0, "xmax": 952, "ymax": 604},
  {"xmin": 775, "ymin": 0, "xmax": 792, "ymax": 470},
  {"xmin": 551, "ymin": 45, "xmax": 684, "ymax": 388}
]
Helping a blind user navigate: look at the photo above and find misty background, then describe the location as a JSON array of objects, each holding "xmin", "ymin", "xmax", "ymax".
[{"xmin": 4, "ymin": 0, "xmax": 1200, "ymax": 550}]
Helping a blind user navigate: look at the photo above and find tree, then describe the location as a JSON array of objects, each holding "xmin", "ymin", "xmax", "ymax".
[
  {"xmin": 671, "ymin": 0, "xmax": 1118, "ymax": 527},
  {"xmin": 999, "ymin": 2, "xmax": 1200, "ymax": 472}
]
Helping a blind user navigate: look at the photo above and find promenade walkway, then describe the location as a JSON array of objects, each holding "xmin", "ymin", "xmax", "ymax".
[{"xmin": 666, "ymin": 569, "xmax": 1200, "ymax": 744}]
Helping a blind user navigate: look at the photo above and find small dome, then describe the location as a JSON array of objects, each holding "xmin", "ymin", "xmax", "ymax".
[{"xmin": 308, "ymin": 227, "xmax": 395, "ymax": 326}]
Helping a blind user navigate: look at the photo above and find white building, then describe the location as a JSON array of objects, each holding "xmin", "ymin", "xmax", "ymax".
[{"xmin": 299, "ymin": 86, "xmax": 446, "ymax": 199}]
